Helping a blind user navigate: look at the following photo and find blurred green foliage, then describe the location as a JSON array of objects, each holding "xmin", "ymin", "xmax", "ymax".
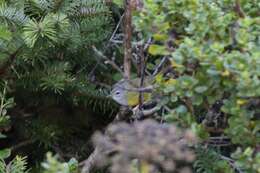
[
  {"xmin": 0, "ymin": 156, "xmax": 29, "ymax": 173},
  {"xmin": 41, "ymin": 152, "xmax": 78, "ymax": 173}
]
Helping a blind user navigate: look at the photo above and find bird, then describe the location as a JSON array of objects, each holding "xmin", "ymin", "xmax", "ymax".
[{"xmin": 110, "ymin": 78, "xmax": 153, "ymax": 106}]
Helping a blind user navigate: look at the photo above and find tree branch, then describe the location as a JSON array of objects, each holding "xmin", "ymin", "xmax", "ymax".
[
  {"xmin": 109, "ymin": 14, "xmax": 125, "ymax": 43},
  {"xmin": 234, "ymin": 0, "xmax": 245, "ymax": 18},
  {"xmin": 10, "ymin": 139, "xmax": 34, "ymax": 151},
  {"xmin": 123, "ymin": 0, "xmax": 133, "ymax": 79},
  {"xmin": 92, "ymin": 46, "xmax": 124, "ymax": 76},
  {"xmin": 138, "ymin": 44, "xmax": 145, "ymax": 109},
  {"xmin": 80, "ymin": 147, "xmax": 100, "ymax": 173}
]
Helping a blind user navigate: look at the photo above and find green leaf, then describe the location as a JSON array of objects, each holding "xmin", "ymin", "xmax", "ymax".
[
  {"xmin": 195, "ymin": 86, "xmax": 208, "ymax": 93},
  {"xmin": 153, "ymin": 33, "xmax": 168, "ymax": 41},
  {"xmin": 175, "ymin": 105, "xmax": 187, "ymax": 114},
  {"xmin": 148, "ymin": 44, "xmax": 169, "ymax": 55},
  {"xmin": 192, "ymin": 95, "xmax": 203, "ymax": 105},
  {"xmin": 170, "ymin": 95, "xmax": 178, "ymax": 102},
  {"xmin": 68, "ymin": 158, "xmax": 78, "ymax": 172},
  {"xmin": 191, "ymin": 123, "xmax": 209, "ymax": 140},
  {"xmin": 0, "ymin": 148, "xmax": 11, "ymax": 159}
]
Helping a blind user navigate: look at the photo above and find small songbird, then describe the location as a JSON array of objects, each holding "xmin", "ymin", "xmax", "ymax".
[{"xmin": 110, "ymin": 78, "xmax": 153, "ymax": 106}]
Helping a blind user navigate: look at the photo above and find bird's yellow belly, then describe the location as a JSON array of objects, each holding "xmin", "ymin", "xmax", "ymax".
[{"xmin": 126, "ymin": 91, "xmax": 151, "ymax": 106}]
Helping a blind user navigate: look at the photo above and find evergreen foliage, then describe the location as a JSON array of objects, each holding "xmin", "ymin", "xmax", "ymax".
[
  {"xmin": 0, "ymin": 156, "xmax": 28, "ymax": 173},
  {"xmin": 0, "ymin": 0, "xmax": 117, "ymax": 172},
  {"xmin": 0, "ymin": 0, "xmax": 116, "ymax": 112},
  {"xmin": 194, "ymin": 147, "xmax": 234, "ymax": 173}
]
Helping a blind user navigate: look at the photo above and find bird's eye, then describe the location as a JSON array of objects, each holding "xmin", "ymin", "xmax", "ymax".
[{"xmin": 116, "ymin": 91, "xmax": 120, "ymax": 95}]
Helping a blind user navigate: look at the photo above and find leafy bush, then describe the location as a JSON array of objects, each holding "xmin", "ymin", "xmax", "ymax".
[{"xmin": 133, "ymin": 0, "xmax": 260, "ymax": 172}]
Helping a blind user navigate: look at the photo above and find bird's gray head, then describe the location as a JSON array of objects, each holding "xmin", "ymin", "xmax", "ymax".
[{"xmin": 110, "ymin": 80, "xmax": 128, "ymax": 106}]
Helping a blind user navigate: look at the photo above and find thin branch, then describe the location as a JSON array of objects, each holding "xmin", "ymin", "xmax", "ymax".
[
  {"xmin": 203, "ymin": 136, "xmax": 232, "ymax": 147},
  {"xmin": 144, "ymin": 38, "xmax": 152, "ymax": 51},
  {"xmin": 92, "ymin": 46, "xmax": 124, "ymax": 76},
  {"xmin": 183, "ymin": 98, "xmax": 194, "ymax": 115},
  {"xmin": 220, "ymin": 155, "xmax": 245, "ymax": 173},
  {"xmin": 234, "ymin": 0, "xmax": 245, "ymax": 18},
  {"xmin": 152, "ymin": 56, "xmax": 168, "ymax": 76},
  {"xmin": 110, "ymin": 39, "xmax": 124, "ymax": 44},
  {"xmin": 132, "ymin": 52, "xmax": 150, "ymax": 76},
  {"xmin": 138, "ymin": 44, "xmax": 145, "ymax": 109},
  {"xmin": 10, "ymin": 139, "xmax": 34, "ymax": 151},
  {"xmin": 109, "ymin": 14, "xmax": 125, "ymax": 43},
  {"xmin": 89, "ymin": 13, "xmax": 124, "ymax": 77},
  {"xmin": 132, "ymin": 86, "xmax": 153, "ymax": 92},
  {"xmin": 80, "ymin": 147, "xmax": 100, "ymax": 173},
  {"xmin": 135, "ymin": 48, "xmax": 171, "ymax": 115},
  {"xmin": 50, "ymin": 144, "xmax": 66, "ymax": 161},
  {"xmin": 133, "ymin": 105, "xmax": 159, "ymax": 118}
]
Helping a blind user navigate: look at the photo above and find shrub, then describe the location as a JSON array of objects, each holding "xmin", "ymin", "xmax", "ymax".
[{"xmin": 133, "ymin": 0, "xmax": 260, "ymax": 172}]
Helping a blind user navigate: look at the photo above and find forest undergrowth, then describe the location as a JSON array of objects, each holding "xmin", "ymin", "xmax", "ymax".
[{"xmin": 0, "ymin": 0, "xmax": 259, "ymax": 173}]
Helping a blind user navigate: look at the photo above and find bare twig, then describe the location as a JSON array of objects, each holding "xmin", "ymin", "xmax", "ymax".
[
  {"xmin": 183, "ymin": 98, "xmax": 194, "ymax": 115},
  {"xmin": 116, "ymin": 85, "xmax": 153, "ymax": 92},
  {"xmin": 92, "ymin": 46, "xmax": 124, "ymax": 76},
  {"xmin": 10, "ymin": 139, "xmax": 34, "ymax": 151},
  {"xmin": 220, "ymin": 155, "xmax": 244, "ymax": 173},
  {"xmin": 138, "ymin": 43, "xmax": 145, "ymax": 109},
  {"xmin": 152, "ymin": 56, "xmax": 168, "ymax": 76},
  {"xmin": 81, "ymin": 147, "xmax": 100, "ymax": 173},
  {"xmin": 136, "ymin": 52, "xmax": 171, "ymax": 115},
  {"xmin": 144, "ymin": 38, "xmax": 152, "ymax": 51},
  {"xmin": 230, "ymin": 21, "xmax": 239, "ymax": 47},
  {"xmin": 109, "ymin": 14, "xmax": 125, "ymax": 43},
  {"xmin": 203, "ymin": 136, "xmax": 232, "ymax": 147},
  {"xmin": 110, "ymin": 39, "xmax": 123, "ymax": 44},
  {"xmin": 50, "ymin": 144, "xmax": 66, "ymax": 161},
  {"xmin": 234, "ymin": 0, "xmax": 245, "ymax": 18},
  {"xmin": 133, "ymin": 105, "xmax": 159, "ymax": 118},
  {"xmin": 88, "ymin": 13, "xmax": 124, "ymax": 78}
]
